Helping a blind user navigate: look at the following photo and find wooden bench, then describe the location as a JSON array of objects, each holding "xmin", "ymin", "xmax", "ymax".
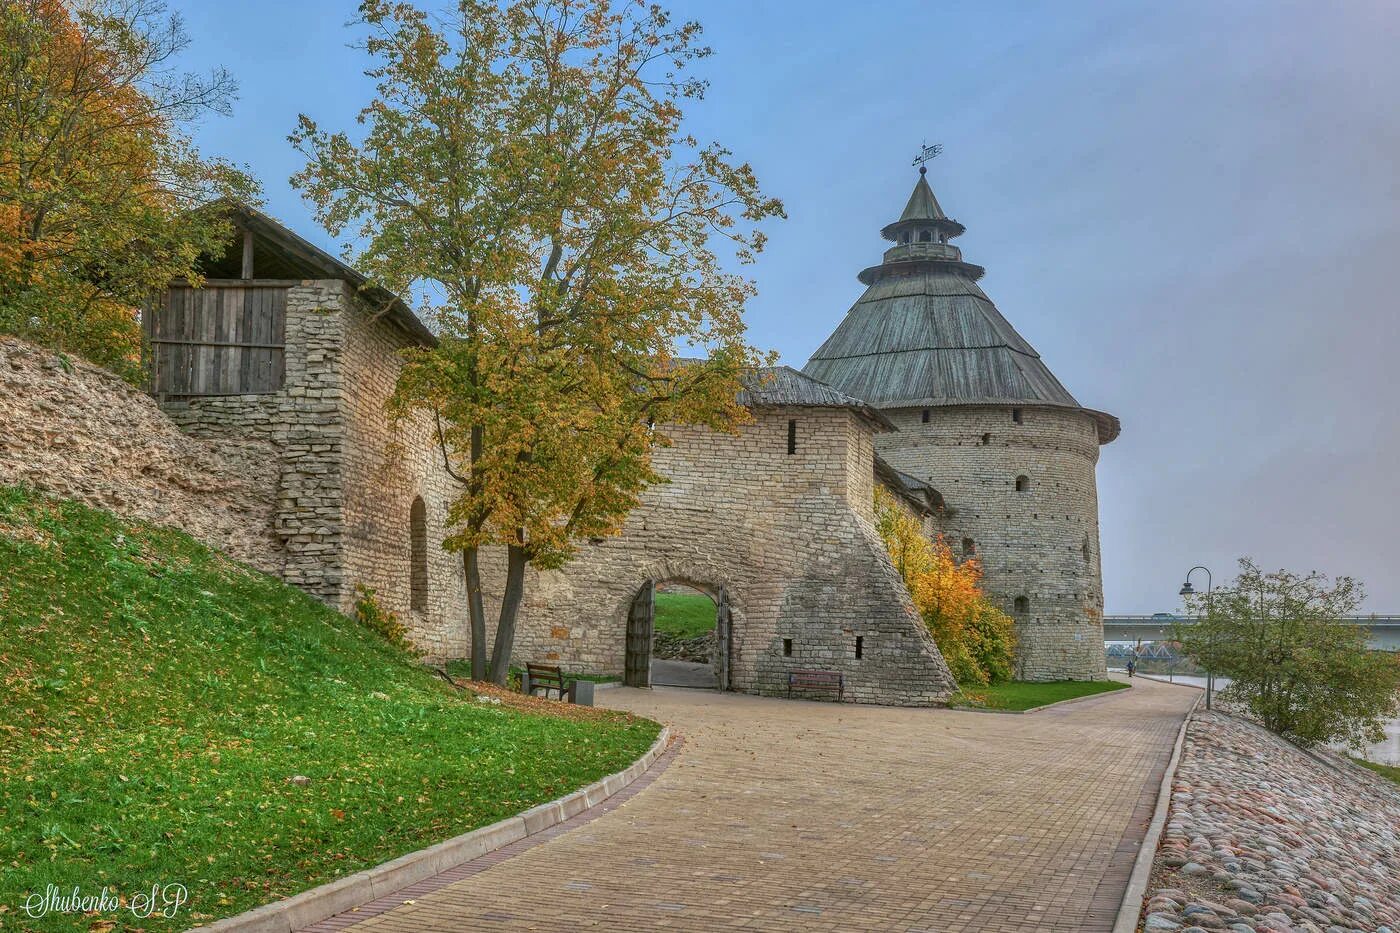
[
  {"xmin": 788, "ymin": 669, "xmax": 844, "ymax": 701},
  {"xmin": 524, "ymin": 662, "xmax": 575, "ymax": 702}
]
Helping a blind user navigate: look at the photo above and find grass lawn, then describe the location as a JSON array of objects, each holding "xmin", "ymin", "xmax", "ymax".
[
  {"xmin": 654, "ymin": 591, "xmax": 716, "ymax": 639},
  {"xmin": 1353, "ymin": 757, "xmax": 1400, "ymax": 786},
  {"xmin": 0, "ymin": 486, "xmax": 659, "ymax": 930},
  {"xmin": 953, "ymin": 679, "xmax": 1130, "ymax": 711}
]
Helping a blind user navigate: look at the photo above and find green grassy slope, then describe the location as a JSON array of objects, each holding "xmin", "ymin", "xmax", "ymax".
[
  {"xmin": 653, "ymin": 591, "xmax": 716, "ymax": 639},
  {"xmin": 0, "ymin": 486, "xmax": 659, "ymax": 930},
  {"xmin": 954, "ymin": 679, "xmax": 1129, "ymax": 711},
  {"xmin": 1354, "ymin": 756, "xmax": 1400, "ymax": 787}
]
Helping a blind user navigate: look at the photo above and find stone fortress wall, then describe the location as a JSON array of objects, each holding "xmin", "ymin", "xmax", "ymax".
[
  {"xmin": 489, "ymin": 409, "xmax": 957, "ymax": 705},
  {"xmin": 111, "ymin": 247, "xmax": 956, "ymax": 703},
  {"xmin": 878, "ymin": 404, "xmax": 1107, "ymax": 681},
  {"xmin": 162, "ymin": 282, "xmax": 351, "ymax": 602},
  {"xmin": 157, "ymin": 280, "xmax": 469, "ymax": 650},
  {"xmin": 337, "ymin": 287, "xmax": 469, "ymax": 656},
  {"xmin": 9, "ymin": 189, "xmax": 1114, "ymax": 699}
]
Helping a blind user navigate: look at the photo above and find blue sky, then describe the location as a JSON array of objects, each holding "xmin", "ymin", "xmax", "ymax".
[{"xmin": 174, "ymin": 0, "xmax": 1400, "ymax": 611}]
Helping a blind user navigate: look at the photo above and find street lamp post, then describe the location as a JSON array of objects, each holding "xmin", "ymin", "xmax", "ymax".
[{"xmin": 1180, "ymin": 565, "xmax": 1214, "ymax": 710}]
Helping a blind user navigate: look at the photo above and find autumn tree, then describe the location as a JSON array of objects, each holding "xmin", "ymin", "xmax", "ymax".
[
  {"xmin": 0, "ymin": 0, "xmax": 257, "ymax": 381},
  {"xmin": 1174, "ymin": 559, "xmax": 1400, "ymax": 748},
  {"xmin": 873, "ymin": 486, "xmax": 1016, "ymax": 684},
  {"xmin": 291, "ymin": 0, "xmax": 783, "ymax": 683}
]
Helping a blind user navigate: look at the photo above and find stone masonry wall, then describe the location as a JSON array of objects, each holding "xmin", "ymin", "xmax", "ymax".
[
  {"xmin": 482, "ymin": 407, "xmax": 957, "ymax": 705},
  {"xmin": 0, "ymin": 336, "xmax": 281, "ymax": 572},
  {"xmin": 337, "ymin": 294, "xmax": 467, "ymax": 654},
  {"xmin": 160, "ymin": 281, "xmax": 352, "ymax": 602},
  {"xmin": 6, "ymin": 285, "xmax": 952, "ymax": 704},
  {"xmin": 155, "ymin": 281, "xmax": 467, "ymax": 646},
  {"xmin": 135, "ymin": 276, "xmax": 955, "ymax": 704},
  {"xmin": 877, "ymin": 404, "xmax": 1107, "ymax": 681}
]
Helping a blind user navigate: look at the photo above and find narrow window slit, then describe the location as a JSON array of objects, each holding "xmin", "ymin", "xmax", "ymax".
[{"xmin": 409, "ymin": 496, "xmax": 428, "ymax": 611}]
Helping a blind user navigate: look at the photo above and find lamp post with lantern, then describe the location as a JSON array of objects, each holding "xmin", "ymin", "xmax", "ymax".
[{"xmin": 1179, "ymin": 565, "xmax": 1214, "ymax": 710}]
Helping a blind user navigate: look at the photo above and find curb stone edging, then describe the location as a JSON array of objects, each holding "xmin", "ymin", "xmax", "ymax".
[
  {"xmin": 190, "ymin": 724, "xmax": 672, "ymax": 933},
  {"xmin": 1111, "ymin": 693, "xmax": 1202, "ymax": 933}
]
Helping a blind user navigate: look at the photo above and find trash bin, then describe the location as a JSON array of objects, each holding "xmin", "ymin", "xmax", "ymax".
[{"xmin": 572, "ymin": 680, "xmax": 595, "ymax": 706}]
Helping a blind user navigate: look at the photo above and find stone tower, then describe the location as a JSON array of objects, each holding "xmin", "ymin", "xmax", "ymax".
[{"xmin": 803, "ymin": 168, "xmax": 1120, "ymax": 681}]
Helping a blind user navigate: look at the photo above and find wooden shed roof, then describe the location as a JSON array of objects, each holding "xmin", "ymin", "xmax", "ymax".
[
  {"xmin": 874, "ymin": 455, "xmax": 945, "ymax": 515},
  {"xmin": 200, "ymin": 203, "xmax": 437, "ymax": 347},
  {"xmin": 738, "ymin": 365, "xmax": 895, "ymax": 431},
  {"xmin": 803, "ymin": 175, "xmax": 1120, "ymax": 445}
]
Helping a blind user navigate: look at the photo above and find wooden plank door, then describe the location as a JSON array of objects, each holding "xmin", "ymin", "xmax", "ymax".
[
  {"xmin": 624, "ymin": 580, "xmax": 655, "ymax": 688},
  {"xmin": 716, "ymin": 586, "xmax": 732, "ymax": 692},
  {"xmin": 146, "ymin": 285, "xmax": 288, "ymax": 397}
]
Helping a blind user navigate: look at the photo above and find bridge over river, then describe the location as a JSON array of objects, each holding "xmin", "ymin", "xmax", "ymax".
[{"xmin": 1103, "ymin": 615, "xmax": 1400, "ymax": 651}]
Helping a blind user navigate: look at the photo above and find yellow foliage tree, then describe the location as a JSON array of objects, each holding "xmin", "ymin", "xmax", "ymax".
[
  {"xmin": 873, "ymin": 486, "xmax": 1017, "ymax": 685},
  {"xmin": 0, "ymin": 0, "xmax": 257, "ymax": 381},
  {"xmin": 291, "ymin": 0, "xmax": 783, "ymax": 684}
]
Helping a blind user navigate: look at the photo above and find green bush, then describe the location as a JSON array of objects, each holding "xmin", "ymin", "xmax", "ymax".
[
  {"xmin": 352, "ymin": 584, "xmax": 411, "ymax": 648},
  {"xmin": 965, "ymin": 604, "xmax": 1017, "ymax": 684},
  {"xmin": 1175, "ymin": 559, "xmax": 1400, "ymax": 749}
]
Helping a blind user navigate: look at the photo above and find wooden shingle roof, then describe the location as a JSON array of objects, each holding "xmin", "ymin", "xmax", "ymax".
[
  {"xmin": 739, "ymin": 365, "xmax": 895, "ymax": 431},
  {"xmin": 874, "ymin": 455, "xmax": 945, "ymax": 514},
  {"xmin": 803, "ymin": 174, "xmax": 1119, "ymax": 445},
  {"xmin": 202, "ymin": 202, "xmax": 437, "ymax": 347}
]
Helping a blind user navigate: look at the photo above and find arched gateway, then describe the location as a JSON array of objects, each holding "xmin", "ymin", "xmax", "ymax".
[
  {"xmin": 623, "ymin": 580, "xmax": 734, "ymax": 690},
  {"xmin": 498, "ymin": 367, "xmax": 958, "ymax": 705}
]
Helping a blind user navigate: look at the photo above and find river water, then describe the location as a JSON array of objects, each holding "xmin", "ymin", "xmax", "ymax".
[{"xmin": 1121, "ymin": 671, "xmax": 1400, "ymax": 766}]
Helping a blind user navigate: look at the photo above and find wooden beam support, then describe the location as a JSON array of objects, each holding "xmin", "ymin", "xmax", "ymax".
[{"xmin": 241, "ymin": 227, "xmax": 255, "ymax": 279}]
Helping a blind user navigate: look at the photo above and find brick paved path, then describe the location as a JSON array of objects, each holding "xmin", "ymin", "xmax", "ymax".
[{"xmin": 309, "ymin": 677, "xmax": 1196, "ymax": 932}]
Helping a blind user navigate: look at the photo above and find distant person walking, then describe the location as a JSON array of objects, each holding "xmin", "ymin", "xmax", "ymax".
[{"xmin": 1126, "ymin": 656, "xmax": 1137, "ymax": 678}]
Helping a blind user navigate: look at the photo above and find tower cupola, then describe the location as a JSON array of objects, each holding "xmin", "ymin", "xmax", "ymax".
[{"xmin": 860, "ymin": 168, "xmax": 985, "ymax": 285}]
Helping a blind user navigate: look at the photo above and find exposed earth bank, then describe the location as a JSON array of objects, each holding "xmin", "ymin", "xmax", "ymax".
[
  {"xmin": 0, "ymin": 336, "xmax": 281, "ymax": 571},
  {"xmin": 1141, "ymin": 710, "xmax": 1400, "ymax": 932}
]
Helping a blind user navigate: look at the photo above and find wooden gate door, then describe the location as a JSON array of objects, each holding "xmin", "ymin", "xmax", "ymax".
[
  {"xmin": 624, "ymin": 580, "xmax": 655, "ymax": 688},
  {"xmin": 716, "ymin": 586, "xmax": 732, "ymax": 692}
]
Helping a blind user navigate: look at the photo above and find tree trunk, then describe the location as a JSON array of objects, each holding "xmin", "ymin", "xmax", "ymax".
[
  {"xmin": 462, "ymin": 547, "xmax": 487, "ymax": 681},
  {"xmin": 489, "ymin": 542, "xmax": 528, "ymax": 686}
]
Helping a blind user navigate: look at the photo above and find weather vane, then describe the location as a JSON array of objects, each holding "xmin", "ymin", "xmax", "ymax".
[{"xmin": 912, "ymin": 141, "xmax": 942, "ymax": 174}]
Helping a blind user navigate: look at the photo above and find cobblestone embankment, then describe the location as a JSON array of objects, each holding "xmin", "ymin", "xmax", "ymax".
[{"xmin": 1142, "ymin": 710, "xmax": 1400, "ymax": 932}]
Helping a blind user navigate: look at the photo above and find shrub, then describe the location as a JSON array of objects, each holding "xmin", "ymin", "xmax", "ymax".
[
  {"xmin": 965, "ymin": 604, "xmax": 1018, "ymax": 684},
  {"xmin": 352, "ymin": 584, "xmax": 411, "ymax": 649},
  {"xmin": 874, "ymin": 486, "xmax": 1016, "ymax": 685},
  {"xmin": 1174, "ymin": 559, "xmax": 1400, "ymax": 748}
]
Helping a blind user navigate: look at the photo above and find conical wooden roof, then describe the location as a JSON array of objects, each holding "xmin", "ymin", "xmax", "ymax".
[
  {"xmin": 899, "ymin": 172, "xmax": 947, "ymax": 221},
  {"xmin": 803, "ymin": 174, "xmax": 1119, "ymax": 444}
]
